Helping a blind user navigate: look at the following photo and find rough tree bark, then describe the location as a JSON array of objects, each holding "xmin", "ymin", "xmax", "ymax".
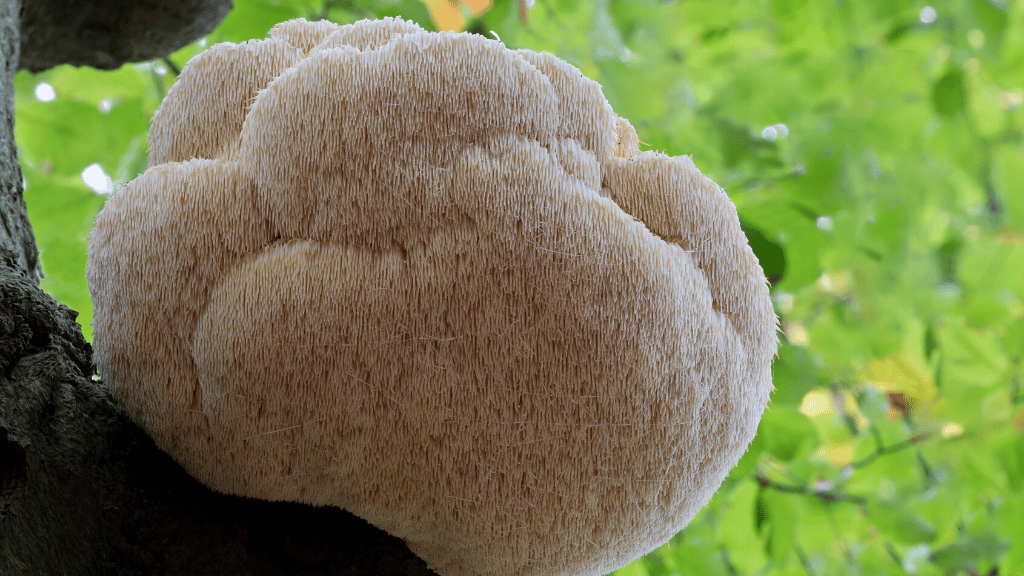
[{"xmin": 0, "ymin": 1, "xmax": 436, "ymax": 574}]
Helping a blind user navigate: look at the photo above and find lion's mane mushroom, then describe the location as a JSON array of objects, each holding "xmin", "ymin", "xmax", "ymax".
[{"xmin": 86, "ymin": 17, "xmax": 778, "ymax": 576}]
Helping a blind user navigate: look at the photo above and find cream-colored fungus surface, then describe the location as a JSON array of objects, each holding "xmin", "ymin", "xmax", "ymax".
[{"xmin": 87, "ymin": 17, "xmax": 778, "ymax": 576}]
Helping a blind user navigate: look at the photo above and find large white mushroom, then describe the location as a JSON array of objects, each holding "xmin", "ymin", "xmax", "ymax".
[{"xmin": 87, "ymin": 17, "xmax": 778, "ymax": 576}]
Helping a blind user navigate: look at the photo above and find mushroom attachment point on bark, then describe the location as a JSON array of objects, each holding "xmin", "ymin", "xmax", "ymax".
[{"xmin": 87, "ymin": 17, "xmax": 779, "ymax": 576}]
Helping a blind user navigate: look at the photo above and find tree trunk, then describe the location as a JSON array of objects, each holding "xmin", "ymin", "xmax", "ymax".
[{"xmin": 0, "ymin": 1, "xmax": 436, "ymax": 573}]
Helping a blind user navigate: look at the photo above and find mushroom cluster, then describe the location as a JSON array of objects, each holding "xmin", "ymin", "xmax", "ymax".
[{"xmin": 87, "ymin": 17, "xmax": 777, "ymax": 576}]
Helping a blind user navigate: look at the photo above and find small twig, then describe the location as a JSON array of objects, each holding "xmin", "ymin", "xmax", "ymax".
[
  {"xmin": 719, "ymin": 545, "xmax": 739, "ymax": 576},
  {"xmin": 830, "ymin": 383, "xmax": 859, "ymax": 435},
  {"xmin": 162, "ymin": 56, "xmax": 180, "ymax": 77},
  {"xmin": 825, "ymin": 504, "xmax": 857, "ymax": 566},
  {"xmin": 795, "ymin": 543, "xmax": 816, "ymax": 576},
  {"xmin": 849, "ymin": 430, "xmax": 931, "ymax": 469},
  {"xmin": 884, "ymin": 541, "xmax": 902, "ymax": 567},
  {"xmin": 756, "ymin": 473, "xmax": 867, "ymax": 505},
  {"xmin": 917, "ymin": 450, "xmax": 938, "ymax": 489}
]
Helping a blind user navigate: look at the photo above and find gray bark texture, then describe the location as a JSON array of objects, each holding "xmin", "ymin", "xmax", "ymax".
[
  {"xmin": 19, "ymin": 0, "xmax": 232, "ymax": 72},
  {"xmin": 1, "ymin": 0, "xmax": 38, "ymax": 283},
  {"xmin": 0, "ymin": 0, "xmax": 437, "ymax": 574}
]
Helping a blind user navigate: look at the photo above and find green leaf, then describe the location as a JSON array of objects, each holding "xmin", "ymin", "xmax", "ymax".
[
  {"xmin": 867, "ymin": 501, "xmax": 937, "ymax": 544},
  {"xmin": 771, "ymin": 345, "xmax": 829, "ymax": 405},
  {"xmin": 994, "ymin": 144, "xmax": 1024, "ymax": 231},
  {"xmin": 968, "ymin": 0, "xmax": 1009, "ymax": 61},
  {"xmin": 660, "ymin": 524, "xmax": 730, "ymax": 576},
  {"xmin": 213, "ymin": 0, "xmax": 303, "ymax": 43},
  {"xmin": 43, "ymin": 66, "xmax": 151, "ymax": 107},
  {"xmin": 22, "ymin": 164, "xmax": 105, "ymax": 342},
  {"xmin": 741, "ymin": 222, "xmax": 787, "ymax": 285},
  {"xmin": 741, "ymin": 200, "xmax": 824, "ymax": 291},
  {"xmin": 759, "ymin": 406, "xmax": 819, "ymax": 462},
  {"xmin": 718, "ymin": 479, "xmax": 768, "ymax": 574},
  {"xmin": 15, "ymin": 95, "xmax": 149, "ymax": 177},
  {"xmin": 957, "ymin": 236, "xmax": 1024, "ymax": 321},
  {"xmin": 996, "ymin": 432, "xmax": 1024, "ymax": 491},
  {"xmin": 611, "ymin": 559, "xmax": 649, "ymax": 576},
  {"xmin": 1003, "ymin": 317, "xmax": 1024, "ymax": 366},
  {"xmin": 994, "ymin": 495, "xmax": 1024, "ymax": 575},
  {"xmin": 929, "ymin": 532, "xmax": 1010, "ymax": 573},
  {"xmin": 758, "ymin": 489, "xmax": 799, "ymax": 564},
  {"xmin": 365, "ymin": 0, "xmax": 434, "ymax": 30},
  {"xmin": 937, "ymin": 316, "xmax": 1009, "ymax": 389},
  {"xmin": 731, "ymin": 431, "xmax": 765, "ymax": 480},
  {"xmin": 932, "ymin": 67, "xmax": 967, "ymax": 118}
]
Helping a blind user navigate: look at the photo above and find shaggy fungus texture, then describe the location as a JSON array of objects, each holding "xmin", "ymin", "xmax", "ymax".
[{"xmin": 87, "ymin": 17, "xmax": 778, "ymax": 576}]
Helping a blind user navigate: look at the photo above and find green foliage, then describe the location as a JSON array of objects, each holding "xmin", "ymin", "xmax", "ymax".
[
  {"xmin": 760, "ymin": 406, "xmax": 821, "ymax": 462},
  {"xmin": 13, "ymin": 0, "xmax": 1023, "ymax": 574}
]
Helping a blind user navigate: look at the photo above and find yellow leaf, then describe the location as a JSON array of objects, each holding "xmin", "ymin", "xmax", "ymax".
[
  {"xmin": 422, "ymin": 0, "xmax": 494, "ymax": 32},
  {"xmin": 422, "ymin": 0, "xmax": 466, "ymax": 31},
  {"xmin": 863, "ymin": 351, "xmax": 937, "ymax": 402}
]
